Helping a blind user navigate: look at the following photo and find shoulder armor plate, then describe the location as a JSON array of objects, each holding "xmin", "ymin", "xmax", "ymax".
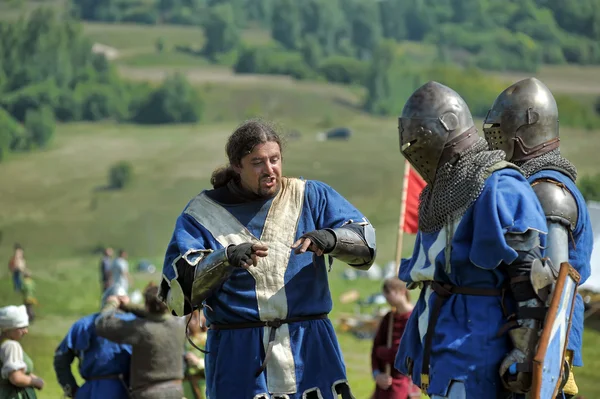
[{"xmin": 531, "ymin": 179, "xmax": 578, "ymax": 230}]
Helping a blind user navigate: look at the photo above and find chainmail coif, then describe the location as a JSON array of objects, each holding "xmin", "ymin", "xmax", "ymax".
[
  {"xmin": 418, "ymin": 137, "xmax": 507, "ymax": 233},
  {"xmin": 515, "ymin": 148, "xmax": 577, "ymax": 182}
]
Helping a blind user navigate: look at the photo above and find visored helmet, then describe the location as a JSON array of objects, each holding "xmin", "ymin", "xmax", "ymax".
[
  {"xmin": 483, "ymin": 77, "xmax": 559, "ymax": 162},
  {"xmin": 399, "ymin": 81, "xmax": 477, "ymax": 184}
]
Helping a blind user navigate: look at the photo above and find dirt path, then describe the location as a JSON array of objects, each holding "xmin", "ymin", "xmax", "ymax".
[{"xmin": 117, "ymin": 65, "xmax": 362, "ymax": 101}]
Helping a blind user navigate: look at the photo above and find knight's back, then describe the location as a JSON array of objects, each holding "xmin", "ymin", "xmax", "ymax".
[{"xmin": 395, "ymin": 81, "xmax": 549, "ymax": 398}]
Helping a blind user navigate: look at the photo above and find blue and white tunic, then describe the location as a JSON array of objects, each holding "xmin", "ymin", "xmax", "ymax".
[
  {"xmin": 394, "ymin": 168, "xmax": 548, "ymax": 398},
  {"xmin": 161, "ymin": 177, "xmax": 369, "ymax": 399},
  {"xmin": 55, "ymin": 312, "xmax": 135, "ymax": 399},
  {"xmin": 528, "ymin": 169, "xmax": 593, "ymax": 367}
]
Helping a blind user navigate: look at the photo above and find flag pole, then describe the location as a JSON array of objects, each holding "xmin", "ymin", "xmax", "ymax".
[
  {"xmin": 385, "ymin": 159, "xmax": 411, "ymax": 377},
  {"xmin": 394, "ymin": 159, "xmax": 411, "ymax": 276}
]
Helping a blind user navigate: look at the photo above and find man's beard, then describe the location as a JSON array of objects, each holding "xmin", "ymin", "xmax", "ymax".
[{"xmin": 257, "ymin": 176, "xmax": 280, "ymax": 199}]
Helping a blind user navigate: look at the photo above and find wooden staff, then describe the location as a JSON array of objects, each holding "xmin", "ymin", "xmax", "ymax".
[
  {"xmin": 385, "ymin": 160, "xmax": 412, "ymax": 376},
  {"xmin": 394, "ymin": 159, "xmax": 411, "ymax": 276}
]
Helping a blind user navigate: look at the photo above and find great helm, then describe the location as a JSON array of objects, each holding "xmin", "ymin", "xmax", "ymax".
[
  {"xmin": 483, "ymin": 77, "xmax": 559, "ymax": 162},
  {"xmin": 399, "ymin": 81, "xmax": 478, "ymax": 185}
]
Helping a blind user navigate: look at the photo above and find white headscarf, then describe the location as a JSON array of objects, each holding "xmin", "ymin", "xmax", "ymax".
[{"xmin": 0, "ymin": 305, "xmax": 29, "ymax": 331}]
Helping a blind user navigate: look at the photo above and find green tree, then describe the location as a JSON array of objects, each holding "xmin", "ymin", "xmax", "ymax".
[
  {"xmin": 300, "ymin": 35, "xmax": 323, "ymax": 69},
  {"xmin": 24, "ymin": 105, "xmax": 55, "ymax": 149},
  {"xmin": 271, "ymin": 0, "xmax": 301, "ymax": 50},
  {"xmin": 133, "ymin": 73, "xmax": 203, "ymax": 124},
  {"xmin": 348, "ymin": 0, "xmax": 382, "ymax": 59},
  {"xmin": 201, "ymin": 3, "xmax": 240, "ymax": 60}
]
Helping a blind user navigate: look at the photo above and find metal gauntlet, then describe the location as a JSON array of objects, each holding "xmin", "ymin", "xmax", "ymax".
[
  {"xmin": 499, "ymin": 229, "xmax": 557, "ymax": 393},
  {"xmin": 325, "ymin": 220, "xmax": 376, "ymax": 270},
  {"xmin": 166, "ymin": 247, "xmax": 234, "ymax": 316}
]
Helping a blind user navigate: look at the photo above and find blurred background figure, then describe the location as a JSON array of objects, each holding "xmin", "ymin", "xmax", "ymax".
[
  {"xmin": 8, "ymin": 244, "xmax": 26, "ymax": 293},
  {"xmin": 0, "ymin": 305, "xmax": 44, "ymax": 398},
  {"xmin": 99, "ymin": 247, "xmax": 114, "ymax": 292},
  {"xmin": 371, "ymin": 278, "xmax": 419, "ymax": 399},
  {"xmin": 110, "ymin": 249, "xmax": 130, "ymax": 294},
  {"xmin": 53, "ymin": 287, "xmax": 134, "ymax": 399},
  {"xmin": 95, "ymin": 282, "xmax": 185, "ymax": 399},
  {"xmin": 21, "ymin": 270, "xmax": 37, "ymax": 324},
  {"xmin": 183, "ymin": 310, "xmax": 207, "ymax": 399}
]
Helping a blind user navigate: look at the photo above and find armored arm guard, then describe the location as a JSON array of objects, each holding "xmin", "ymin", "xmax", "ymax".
[
  {"xmin": 53, "ymin": 348, "xmax": 78, "ymax": 397},
  {"xmin": 500, "ymin": 229, "xmax": 556, "ymax": 393},
  {"xmin": 166, "ymin": 247, "xmax": 235, "ymax": 316},
  {"xmin": 532, "ymin": 179, "xmax": 578, "ymax": 268},
  {"xmin": 325, "ymin": 220, "xmax": 376, "ymax": 271}
]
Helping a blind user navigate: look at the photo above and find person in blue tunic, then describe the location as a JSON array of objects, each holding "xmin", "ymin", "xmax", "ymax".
[
  {"xmin": 394, "ymin": 81, "xmax": 553, "ymax": 399},
  {"xmin": 158, "ymin": 118, "xmax": 377, "ymax": 399},
  {"xmin": 53, "ymin": 288, "xmax": 135, "ymax": 398},
  {"xmin": 484, "ymin": 77, "xmax": 594, "ymax": 398}
]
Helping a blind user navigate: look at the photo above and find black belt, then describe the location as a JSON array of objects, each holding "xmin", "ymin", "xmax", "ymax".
[
  {"xmin": 211, "ymin": 314, "xmax": 328, "ymax": 377},
  {"xmin": 85, "ymin": 374, "xmax": 122, "ymax": 381},
  {"xmin": 420, "ymin": 282, "xmax": 504, "ymax": 391}
]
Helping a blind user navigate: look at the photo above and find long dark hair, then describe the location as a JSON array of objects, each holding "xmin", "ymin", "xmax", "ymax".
[
  {"xmin": 211, "ymin": 119, "xmax": 283, "ymax": 188},
  {"xmin": 144, "ymin": 283, "xmax": 168, "ymax": 315}
]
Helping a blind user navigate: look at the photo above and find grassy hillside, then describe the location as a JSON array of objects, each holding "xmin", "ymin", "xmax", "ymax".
[{"xmin": 1, "ymin": 78, "xmax": 600, "ymax": 398}]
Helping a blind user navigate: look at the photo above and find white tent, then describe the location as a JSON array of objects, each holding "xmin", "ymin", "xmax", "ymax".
[{"xmin": 580, "ymin": 201, "xmax": 600, "ymax": 292}]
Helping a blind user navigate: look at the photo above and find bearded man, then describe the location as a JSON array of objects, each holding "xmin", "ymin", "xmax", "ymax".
[{"xmin": 159, "ymin": 119, "xmax": 376, "ymax": 399}]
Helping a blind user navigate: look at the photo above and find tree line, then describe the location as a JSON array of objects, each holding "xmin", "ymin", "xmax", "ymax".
[
  {"xmin": 69, "ymin": 0, "xmax": 600, "ymax": 126},
  {"xmin": 72, "ymin": 0, "xmax": 600, "ymax": 72},
  {"xmin": 2, "ymin": 4, "xmax": 600, "ymax": 163},
  {"xmin": 0, "ymin": 8, "xmax": 203, "ymax": 161}
]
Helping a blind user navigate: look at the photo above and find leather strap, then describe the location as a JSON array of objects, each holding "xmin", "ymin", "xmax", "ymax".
[{"xmin": 85, "ymin": 374, "xmax": 122, "ymax": 381}]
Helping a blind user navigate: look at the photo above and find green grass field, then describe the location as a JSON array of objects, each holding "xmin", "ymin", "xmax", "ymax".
[{"xmin": 1, "ymin": 75, "xmax": 600, "ymax": 398}]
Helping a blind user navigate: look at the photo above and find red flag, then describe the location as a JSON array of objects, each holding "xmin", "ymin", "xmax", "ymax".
[{"xmin": 401, "ymin": 161, "xmax": 426, "ymax": 234}]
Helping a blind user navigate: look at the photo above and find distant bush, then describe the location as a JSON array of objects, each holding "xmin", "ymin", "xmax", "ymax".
[
  {"xmin": 0, "ymin": 108, "xmax": 24, "ymax": 161},
  {"xmin": 234, "ymin": 45, "xmax": 314, "ymax": 80},
  {"xmin": 133, "ymin": 73, "xmax": 203, "ymax": 124},
  {"xmin": 109, "ymin": 161, "xmax": 133, "ymax": 190},
  {"xmin": 24, "ymin": 106, "xmax": 56, "ymax": 149},
  {"xmin": 319, "ymin": 56, "xmax": 369, "ymax": 85}
]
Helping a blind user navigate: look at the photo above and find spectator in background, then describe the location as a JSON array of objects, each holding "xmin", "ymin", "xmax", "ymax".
[
  {"xmin": 8, "ymin": 243, "xmax": 26, "ymax": 292},
  {"xmin": 96, "ymin": 283, "xmax": 185, "ymax": 399},
  {"xmin": 21, "ymin": 270, "xmax": 37, "ymax": 323},
  {"xmin": 0, "ymin": 305, "xmax": 45, "ymax": 398},
  {"xmin": 371, "ymin": 277, "xmax": 420, "ymax": 399},
  {"xmin": 110, "ymin": 249, "xmax": 130, "ymax": 294},
  {"xmin": 183, "ymin": 310, "xmax": 207, "ymax": 399},
  {"xmin": 53, "ymin": 287, "xmax": 134, "ymax": 399},
  {"xmin": 100, "ymin": 247, "xmax": 114, "ymax": 292}
]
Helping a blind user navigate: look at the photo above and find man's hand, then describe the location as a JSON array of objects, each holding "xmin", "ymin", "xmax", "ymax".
[
  {"xmin": 184, "ymin": 352, "xmax": 202, "ymax": 367},
  {"xmin": 499, "ymin": 348, "xmax": 532, "ymax": 393},
  {"xmin": 375, "ymin": 373, "xmax": 392, "ymax": 390},
  {"xmin": 117, "ymin": 295, "xmax": 130, "ymax": 307},
  {"xmin": 104, "ymin": 295, "xmax": 119, "ymax": 307},
  {"xmin": 227, "ymin": 243, "xmax": 269, "ymax": 269},
  {"xmin": 30, "ymin": 375, "xmax": 44, "ymax": 390},
  {"xmin": 291, "ymin": 230, "xmax": 335, "ymax": 256}
]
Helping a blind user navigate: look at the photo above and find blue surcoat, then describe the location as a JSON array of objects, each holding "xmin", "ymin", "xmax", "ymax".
[
  {"xmin": 394, "ymin": 168, "xmax": 548, "ymax": 398},
  {"xmin": 56, "ymin": 312, "xmax": 135, "ymax": 399},
  {"xmin": 161, "ymin": 178, "xmax": 369, "ymax": 399},
  {"xmin": 528, "ymin": 169, "xmax": 593, "ymax": 367}
]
